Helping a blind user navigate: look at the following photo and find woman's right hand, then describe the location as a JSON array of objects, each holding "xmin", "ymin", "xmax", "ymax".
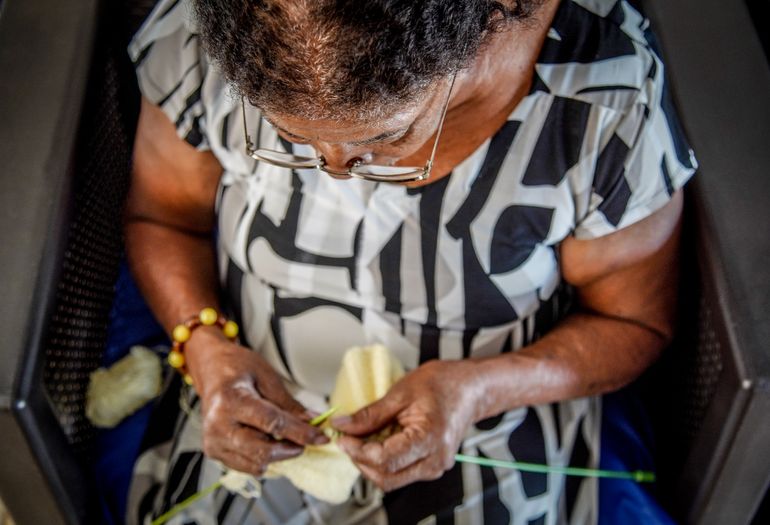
[{"xmin": 185, "ymin": 326, "xmax": 329, "ymax": 476}]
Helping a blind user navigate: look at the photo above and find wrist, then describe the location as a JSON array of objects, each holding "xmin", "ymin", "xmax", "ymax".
[
  {"xmin": 167, "ymin": 308, "xmax": 239, "ymax": 388},
  {"xmin": 468, "ymin": 353, "xmax": 536, "ymax": 421},
  {"xmin": 458, "ymin": 358, "xmax": 507, "ymax": 424},
  {"xmin": 184, "ymin": 325, "xmax": 229, "ymax": 366},
  {"xmin": 472, "ymin": 341, "xmax": 584, "ymax": 418}
]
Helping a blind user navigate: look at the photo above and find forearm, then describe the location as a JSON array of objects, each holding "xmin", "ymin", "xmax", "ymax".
[
  {"xmin": 125, "ymin": 219, "xmax": 220, "ymax": 333},
  {"xmin": 470, "ymin": 311, "xmax": 666, "ymax": 421},
  {"xmin": 124, "ymin": 218, "xmax": 235, "ymax": 388},
  {"xmin": 126, "ymin": 216, "xmax": 327, "ymax": 460},
  {"xmin": 467, "ymin": 195, "xmax": 685, "ymax": 420}
]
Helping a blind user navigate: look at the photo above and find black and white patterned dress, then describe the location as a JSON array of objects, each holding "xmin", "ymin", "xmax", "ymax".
[{"xmin": 126, "ymin": 0, "xmax": 697, "ymax": 523}]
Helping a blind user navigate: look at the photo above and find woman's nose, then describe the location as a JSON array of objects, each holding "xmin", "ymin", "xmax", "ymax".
[{"xmin": 315, "ymin": 143, "xmax": 374, "ymax": 174}]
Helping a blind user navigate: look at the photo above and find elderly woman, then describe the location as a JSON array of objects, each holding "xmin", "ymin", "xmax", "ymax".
[{"xmin": 125, "ymin": 0, "xmax": 695, "ymax": 523}]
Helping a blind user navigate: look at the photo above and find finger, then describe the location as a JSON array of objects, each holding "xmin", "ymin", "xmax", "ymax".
[
  {"xmin": 217, "ymin": 449, "xmax": 266, "ymax": 477},
  {"xmin": 218, "ymin": 443, "xmax": 301, "ymax": 478},
  {"xmin": 250, "ymin": 362, "xmax": 308, "ymax": 416},
  {"xmin": 301, "ymin": 408, "xmax": 322, "ymax": 422},
  {"xmin": 242, "ymin": 374, "xmax": 317, "ymax": 422},
  {"xmin": 260, "ymin": 383, "xmax": 307, "ymax": 417},
  {"xmin": 237, "ymin": 395, "xmax": 329, "ymax": 446},
  {"xmin": 331, "ymin": 394, "xmax": 404, "ymax": 436},
  {"xmin": 338, "ymin": 429, "xmax": 431, "ymax": 473},
  {"xmin": 230, "ymin": 425, "xmax": 304, "ymax": 464},
  {"xmin": 377, "ymin": 429, "xmax": 433, "ymax": 472},
  {"xmin": 358, "ymin": 455, "xmax": 450, "ymax": 492},
  {"xmin": 336, "ymin": 435, "xmax": 368, "ymax": 462}
]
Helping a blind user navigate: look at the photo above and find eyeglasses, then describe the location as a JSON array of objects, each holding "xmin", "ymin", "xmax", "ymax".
[{"xmin": 241, "ymin": 73, "xmax": 456, "ymax": 183}]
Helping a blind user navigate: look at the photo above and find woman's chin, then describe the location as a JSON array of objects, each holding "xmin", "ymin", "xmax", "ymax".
[{"xmin": 326, "ymin": 172, "xmax": 352, "ymax": 181}]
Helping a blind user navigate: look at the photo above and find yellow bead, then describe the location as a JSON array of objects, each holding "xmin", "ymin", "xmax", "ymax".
[
  {"xmin": 200, "ymin": 307, "xmax": 218, "ymax": 326},
  {"xmin": 223, "ymin": 320, "xmax": 239, "ymax": 339},
  {"xmin": 168, "ymin": 350, "xmax": 185, "ymax": 369},
  {"xmin": 183, "ymin": 374, "xmax": 194, "ymax": 386},
  {"xmin": 172, "ymin": 324, "xmax": 191, "ymax": 343}
]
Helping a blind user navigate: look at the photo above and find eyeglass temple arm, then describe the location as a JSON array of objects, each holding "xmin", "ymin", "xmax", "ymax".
[
  {"xmin": 241, "ymin": 97, "xmax": 255, "ymax": 152},
  {"xmin": 426, "ymin": 73, "xmax": 457, "ymax": 170}
]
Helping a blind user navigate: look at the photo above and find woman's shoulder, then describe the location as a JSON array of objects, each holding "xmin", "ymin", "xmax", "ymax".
[
  {"xmin": 531, "ymin": 0, "xmax": 666, "ymax": 114},
  {"xmin": 128, "ymin": 0, "xmax": 200, "ymax": 69},
  {"xmin": 128, "ymin": 0, "xmax": 225, "ymax": 151},
  {"xmin": 495, "ymin": 1, "xmax": 697, "ymax": 241}
]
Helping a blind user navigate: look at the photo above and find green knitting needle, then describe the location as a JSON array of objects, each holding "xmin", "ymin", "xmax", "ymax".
[
  {"xmin": 454, "ymin": 453, "xmax": 655, "ymax": 483},
  {"xmin": 319, "ymin": 407, "xmax": 655, "ymax": 482},
  {"xmin": 309, "ymin": 406, "xmax": 339, "ymax": 426},
  {"xmin": 151, "ymin": 480, "xmax": 223, "ymax": 525}
]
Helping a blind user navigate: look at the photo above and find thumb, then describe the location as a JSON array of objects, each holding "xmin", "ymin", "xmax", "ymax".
[{"xmin": 332, "ymin": 394, "xmax": 403, "ymax": 436}]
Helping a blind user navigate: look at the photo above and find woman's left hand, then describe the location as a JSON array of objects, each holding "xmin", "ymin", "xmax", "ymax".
[{"xmin": 332, "ymin": 359, "xmax": 486, "ymax": 491}]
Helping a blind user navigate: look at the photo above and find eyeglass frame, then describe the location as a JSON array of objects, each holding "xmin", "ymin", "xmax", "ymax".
[{"xmin": 241, "ymin": 73, "xmax": 457, "ymax": 183}]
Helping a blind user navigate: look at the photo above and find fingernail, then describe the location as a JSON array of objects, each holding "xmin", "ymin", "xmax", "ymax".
[
  {"xmin": 304, "ymin": 409, "xmax": 322, "ymax": 419},
  {"xmin": 331, "ymin": 415, "xmax": 352, "ymax": 427},
  {"xmin": 274, "ymin": 445, "xmax": 303, "ymax": 461}
]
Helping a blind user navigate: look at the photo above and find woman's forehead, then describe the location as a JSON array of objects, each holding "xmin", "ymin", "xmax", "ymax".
[
  {"xmin": 258, "ymin": 75, "xmax": 450, "ymax": 144},
  {"xmin": 263, "ymin": 104, "xmax": 420, "ymax": 143},
  {"xmin": 262, "ymin": 79, "xmax": 451, "ymax": 145}
]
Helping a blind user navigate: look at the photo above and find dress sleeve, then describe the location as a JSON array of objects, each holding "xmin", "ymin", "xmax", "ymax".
[
  {"xmin": 572, "ymin": 60, "xmax": 698, "ymax": 240},
  {"xmin": 127, "ymin": 0, "xmax": 210, "ymax": 150}
]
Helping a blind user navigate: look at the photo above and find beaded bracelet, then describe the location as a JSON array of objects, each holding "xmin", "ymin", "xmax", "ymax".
[{"xmin": 168, "ymin": 307, "xmax": 239, "ymax": 386}]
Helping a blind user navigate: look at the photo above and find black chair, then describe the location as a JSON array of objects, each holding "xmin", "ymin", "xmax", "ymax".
[
  {"xmin": 0, "ymin": 0, "xmax": 767, "ymax": 523},
  {"xmin": 640, "ymin": 1, "xmax": 770, "ymax": 523},
  {"xmin": 0, "ymin": 0, "xmax": 142, "ymax": 523}
]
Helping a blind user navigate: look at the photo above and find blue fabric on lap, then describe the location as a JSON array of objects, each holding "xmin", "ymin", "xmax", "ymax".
[
  {"xmin": 102, "ymin": 261, "xmax": 168, "ymax": 367},
  {"xmin": 599, "ymin": 387, "xmax": 677, "ymax": 524},
  {"xmin": 95, "ymin": 405, "xmax": 156, "ymax": 525},
  {"xmin": 94, "ymin": 261, "xmax": 167, "ymax": 524}
]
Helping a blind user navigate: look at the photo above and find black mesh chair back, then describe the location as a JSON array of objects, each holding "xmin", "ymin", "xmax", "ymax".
[{"xmin": 0, "ymin": 0, "xmax": 144, "ymax": 523}]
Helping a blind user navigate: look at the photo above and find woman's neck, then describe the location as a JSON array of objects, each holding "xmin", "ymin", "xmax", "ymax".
[{"xmin": 406, "ymin": 0, "xmax": 560, "ymax": 188}]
